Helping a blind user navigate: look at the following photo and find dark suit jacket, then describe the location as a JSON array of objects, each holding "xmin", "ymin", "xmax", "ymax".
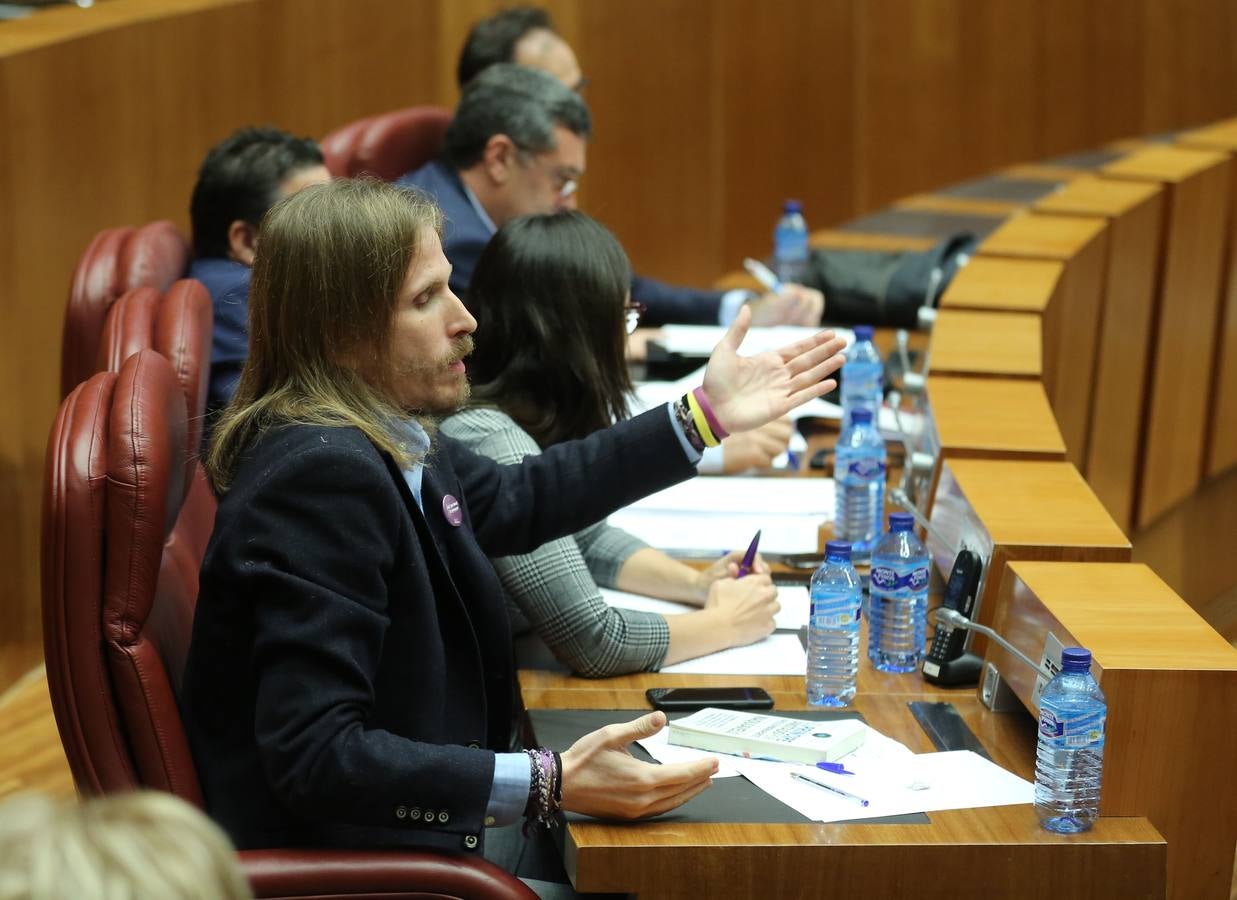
[
  {"xmin": 188, "ymin": 256, "xmax": 251, "ymax": 417},
  {"xmin": 181, "ymin": 406, "xmax": 695, "ymax": 854},
  {"xmin": 397, "ymin": 159, "xmax": 727, "ymax": 326}
]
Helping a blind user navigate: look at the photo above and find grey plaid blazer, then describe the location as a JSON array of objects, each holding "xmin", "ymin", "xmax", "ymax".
[{"xmin": 441, "ymin": 408, "xmax": 671, "ymax": 676}]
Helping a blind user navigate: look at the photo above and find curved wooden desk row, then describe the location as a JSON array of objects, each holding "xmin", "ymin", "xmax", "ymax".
[{"xmin": 527, "ymin": 124, "xmax": 1237, "ymax": 898}]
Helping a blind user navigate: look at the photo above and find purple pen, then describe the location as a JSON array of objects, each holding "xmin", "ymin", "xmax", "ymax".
[{"xmin": 736, "ymin": 530, "xmax": 762, "ymax": 578}]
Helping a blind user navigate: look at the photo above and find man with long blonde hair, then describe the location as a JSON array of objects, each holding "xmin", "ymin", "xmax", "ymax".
[{"xmin": 182, "ymin": 178, "xmax": 845, "ymax": 881}]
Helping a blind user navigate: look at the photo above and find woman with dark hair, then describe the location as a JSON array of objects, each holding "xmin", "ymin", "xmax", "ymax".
[{"xmin": 442, "ymin": 211, "xmax": 783, "ymax": 676}]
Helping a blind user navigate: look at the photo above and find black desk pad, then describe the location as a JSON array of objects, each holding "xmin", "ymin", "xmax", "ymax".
[
  {"xmin": 938, "ymin": 175, "xmax": 1064, "ymax": 203},
  {"xmin": 525, "ymin": 708, "xmax": 929, "ymax": 826},
  {"xmin": 838, "ymin": 208, "xmax": 1005, "ymax": 240}
]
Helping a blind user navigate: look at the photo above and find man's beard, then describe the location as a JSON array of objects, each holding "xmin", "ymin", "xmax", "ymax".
[{"xmin": 394, "ymin": 334, "xmax": 475, "ymax": 415}]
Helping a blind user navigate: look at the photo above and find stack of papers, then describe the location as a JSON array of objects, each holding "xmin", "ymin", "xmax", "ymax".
[
  {"xmin": 636, "ymin": 718, "xmax": 1034, "ymax": 823},
  {"xmin": 608, "ymin": 476, "xmax": 832, "ymax": 556},
  {"xmin": 655, "ymin": 324, "xmax": 856, "ymax": 358},
  {"xmin": 602, "ymin": 587, "xmax": 809, "ymax": 632}
]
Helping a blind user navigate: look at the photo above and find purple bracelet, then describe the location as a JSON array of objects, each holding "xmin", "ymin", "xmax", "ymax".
[{"xmin": 692, "ymin": 386, "xmax": 729, "ymax": 440}]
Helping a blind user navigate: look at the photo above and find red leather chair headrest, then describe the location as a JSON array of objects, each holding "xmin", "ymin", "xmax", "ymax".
[{"xmin": 355, "ymin": 106, "xmax": 452, "ymax": 181}]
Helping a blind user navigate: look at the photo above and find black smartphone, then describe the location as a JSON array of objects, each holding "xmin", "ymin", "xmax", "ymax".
[{"xmin": 645, "ymin": 686, "xmax": 774, "ymax": 712}]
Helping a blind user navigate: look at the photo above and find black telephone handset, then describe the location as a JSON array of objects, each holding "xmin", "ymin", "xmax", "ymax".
[{"xmin": 922, "ymin": 549, "xmax": 984, "ymax": 686}]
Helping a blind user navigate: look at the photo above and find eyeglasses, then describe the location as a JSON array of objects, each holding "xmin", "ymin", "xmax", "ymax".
[
  {"xmin": 517, "ymin": 150, "xmax": 581, "ymax": 200},
  {"xmin": 624, "ymin": 301, "xmax": 646, "ymax": 335}
]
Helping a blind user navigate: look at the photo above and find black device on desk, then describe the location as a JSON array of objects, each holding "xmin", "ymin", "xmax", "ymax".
[
  {"xmin": 922, "ymin": 549, "xmax": 984, "ymax": 686},
  {"xmin": 646, "ymin": 686, "xmax": 774, "ymax": 711}
]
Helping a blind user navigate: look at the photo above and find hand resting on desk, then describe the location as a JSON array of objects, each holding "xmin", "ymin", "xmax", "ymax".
[
  {"xmin": 722, "ymin": 417, "xmax": 793, "ymax": 472},
  {"xmin": 561, "ymin": 712, "xmax": 719, "ymax": 819}
]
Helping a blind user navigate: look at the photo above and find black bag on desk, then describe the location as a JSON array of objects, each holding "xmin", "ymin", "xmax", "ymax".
[{"xmin": 806, "ymin": 232, "xmax": 978, "ymax": 327}]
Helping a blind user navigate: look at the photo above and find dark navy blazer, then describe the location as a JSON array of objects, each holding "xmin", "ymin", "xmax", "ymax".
[
  {"xmin": 188, "ymin": 256, "xmax": 251, "ymax": 416},
  {"xmin": 181, "ymin": 406, "xmax": 695, "ymax": 854},
  {"xmin": 397, "ymin": 159, "xmax": 727, "ymax": 326}
]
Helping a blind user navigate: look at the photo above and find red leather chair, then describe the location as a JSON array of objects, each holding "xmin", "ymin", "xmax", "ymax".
[
  {"xmin": 97, "ymin": 279, "xmax": 216, "ymax": 567},
  {"xmin": 321, "ymin": 114, "xmax": 376, "ymax": 177},
  {"xmin": 321, "ymin": 106, "xmax": 452, "ymax": 181},
  {"xmin": 41, "ymin": 349, "xmax": 535, "ymax": 900},
  {"xmin": 61, "ymin": 220, "xmax": 190, "ymax": 396}
]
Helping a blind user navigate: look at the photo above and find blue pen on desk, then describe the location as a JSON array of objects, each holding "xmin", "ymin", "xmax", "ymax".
[
  {"xmin": 736, "ymin": 530, "xmax": 761, "ymax": 578},
  {"xmin": 816, "ymin": 761, "xmax": 855, "ymax": 776},
  {"xmin": 790, "ymin": 771, "xmax": 870, "ymax": 806},
  {"xmin": 743, "ymin": 257, "xmax": 785, "ymax": 295}
]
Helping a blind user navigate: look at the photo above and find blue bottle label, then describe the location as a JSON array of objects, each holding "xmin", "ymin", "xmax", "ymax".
[
  {"xmin": 811, "ymin": 593, "xmax": 860, "ymax": 627},
  {"xmin": 870, "ymin": 565, "xmax": 929, "ymax": 593},
  {"xmin": 1038, "ymin": 705, "xmax": 1105, "ymax": 748},
  {"xmin": 846, "ymin": 459, "xmax": 886, "ymax": 480}
]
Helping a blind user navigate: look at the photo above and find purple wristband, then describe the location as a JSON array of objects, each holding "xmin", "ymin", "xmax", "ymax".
[{"xmin": 692, "ymin": 386, "xmax": 729, "ymax": 440}]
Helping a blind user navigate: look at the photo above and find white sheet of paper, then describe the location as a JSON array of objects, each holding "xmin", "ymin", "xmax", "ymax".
[
  {"xmin": 608, "ymin": 509, "xmax": 824, "ymax": 556},
  {"xmin": 656, "ymin": 325, "xmax": 856, "ymax": 358},
  {"xmin": 737, "ymin": 750, "xmax": 1034, "ymax": 824},
  {"xmin": 632, "ymin": 367, "xmax": 843, "ymax": 424},
  {"xmin": 601, "ymin": 586, "xmax": 809, "ymax": 632},
  {"xmin": 658, "ymin": 632, "xmax": 806, "ymax": 675},
  {"xmin": 622, "ymin": 475, "xmax": 833, "ymax": 517}
]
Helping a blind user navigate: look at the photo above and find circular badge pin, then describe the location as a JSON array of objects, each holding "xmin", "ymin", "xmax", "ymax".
[{"xmin": 442, "ymin": 494, "xmax": 463, "ymax": 527}]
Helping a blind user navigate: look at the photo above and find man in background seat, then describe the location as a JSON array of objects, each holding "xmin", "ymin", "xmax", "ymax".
[
  {"xmin": 457, "ymin": 5, "xmax": 584, "ymax": 92},
  {"xmin": 398, "ymin": 65, "xmax": 822, "ymax": 328},
  {"xmin": 188, "ymin": 127, "xmax": 332, "ymax": 416}
]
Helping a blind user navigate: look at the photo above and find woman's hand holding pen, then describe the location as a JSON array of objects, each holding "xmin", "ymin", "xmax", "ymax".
[
  {"xmin": 695, "ymin": 548, "xmax": 771, "ymax": 597},
  {"xmin": 700, "ymin": 305, "xmax": 846, "ymax": 434},
  {"xmin": 703, "ymin": 575, "xmax": 779, "ymax": 647}
]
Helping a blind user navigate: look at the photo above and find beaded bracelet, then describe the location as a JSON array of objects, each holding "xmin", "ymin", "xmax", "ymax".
[
  {"xmin": 672, "ymin": 394, "xmax": 708, "ymax": 453},
  {"xmin": 523, "ymin": 748, "xmax": 562, "ymax": 833}
]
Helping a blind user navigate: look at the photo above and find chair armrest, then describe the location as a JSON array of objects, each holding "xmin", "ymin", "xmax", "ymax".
[{"xmin": 238, "ymin": 847, "xmax": 538, "ymax": 900}]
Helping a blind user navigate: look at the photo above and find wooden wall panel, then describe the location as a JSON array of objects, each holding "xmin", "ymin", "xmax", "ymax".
[
  {"xmin": 575, "ymin": 0, "xmax": 722, "ymax": 287},
  {"xmin": 2, "ymin": 0, "xmax": 1237, "ymax": 694},
  {"xmin": 713, "ymin": 0, "xmax": 856, "ymax": 266}
]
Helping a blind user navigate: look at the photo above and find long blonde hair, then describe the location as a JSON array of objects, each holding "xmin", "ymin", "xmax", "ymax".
[
  {"xmin": 0, "ymin": 791, "xmax": 252, "ymax": 900},
  {"xmin": 206, "ymin": 178, "xmax": 443, "ymax": 493}
]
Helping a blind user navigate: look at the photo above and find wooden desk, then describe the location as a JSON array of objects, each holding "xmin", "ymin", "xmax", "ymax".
[
  {"xmin": 989, "ymin": 562, "xmax": 1237, "ymax": 900},
  {"xmin": 1175, "ymin": 125, "xmax": 1237, "ymax": 480},
  {"xmin": 927, "ymin": 459, "xmax": 1131, "ymax": 648},
  {"xmin": 923, "ymin": 375, "xmax": 1067, "ymax": 516},
  {"xmin": 975, "ymin": 213, "xmax": 1109, "ymax": 472},
  {"xmin": 929, "ymin": 309, "xmax": 1042, "ymax": 379},
  {"xmin": 520, "ymin": 669, "xmax": 1166, "ymax": 899},
  {"xmin": 809, "ymin": 229, "xmax": 935, "ymax": 253},
  {"xmin": 1101, "ymin": 146, "xmax": 1231, "ymax": 528},
  {"xmin": 1033, "ymin": 176, "xmax": 1166, "ymax": 531}
]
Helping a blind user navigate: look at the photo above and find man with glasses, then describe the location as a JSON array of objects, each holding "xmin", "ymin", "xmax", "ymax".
[{"xmin": 398, "ymin": 64, "xmax": 822, "ymax": 328}]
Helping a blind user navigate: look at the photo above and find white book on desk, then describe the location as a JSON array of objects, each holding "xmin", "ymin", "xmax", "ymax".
[{"xmin": 668, "ymin": 708, "xmax": 867, "ymax": 764}]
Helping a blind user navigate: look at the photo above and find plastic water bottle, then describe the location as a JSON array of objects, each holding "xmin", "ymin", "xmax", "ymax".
[
  {"xmin": 773, "ymin": 199, "xmax": 809, "ymax": 284},
  {"xmin": 807, "ymin": 541, "xmax": 863, "ymax": 707},
  {"xmin": 833, "ymin": 408, "xmax": 886, "ymax": 560},
  {"xmin": 868, "ymin": 512, "xmax": 929, "ymax": 672},
  {"xmin": 841, "ymin": 325, "xmax": 883, "ymax": 423},
  {"xmin": 1034, "ymin": 647, "xmax": 1107, "ymax": 833}
]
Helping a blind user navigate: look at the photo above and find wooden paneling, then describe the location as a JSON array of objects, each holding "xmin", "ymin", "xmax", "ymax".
[
  {"xmin": 1175, "ymin": 128, "xmax": 1237, "ymax": 479},
  {"xmin": 989, "ymin": 562, "xmax": 1237, "ymax": 900},
  {"xmin": 1103, "ymin": 148, "xmax": 1231, "ymax": 527},
  {"xmin": 1034, "ymin": 177, "xmax": 1166, "ymax": 531},
  {"xmin": 926, "ymin": 376, "xmax": 1066, "ymax": 462},
  {"xmin": 940, "ymin": 256, "xmax": 1063, "ymax": 314},
  {"xmin": 2, "ymin": 0, "xmax": 1237, "ymax": 696},
  {"xmin": 977, "ymin": 214, "xmax": 1109, "ymax": 471},
  {"xmin": 930, "ymin": 309, "xmax": 1042, "ymax": 379}
]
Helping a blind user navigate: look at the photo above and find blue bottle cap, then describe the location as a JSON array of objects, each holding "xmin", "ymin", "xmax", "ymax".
[
  {"xmin": 783, "ymin": 199, "xmax": 803, "ymax": 213},
  {"xmin": 1061, "ymin": 647, "xmax": 1092, "ymax": 673},
  {"xmin": 854, "ymin": 325, "xmax": 874, "ymax": 341},
  {"xmin": 825, "ymin": 540, "xmax": 852, "ymax": 559},
  {"xmin": 850, "ymin": 408, "xmax": 873, "ymax": 424},
  {"xmin": 888, "ymin": 512, "xmax": 914, "ymax": 532}
]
